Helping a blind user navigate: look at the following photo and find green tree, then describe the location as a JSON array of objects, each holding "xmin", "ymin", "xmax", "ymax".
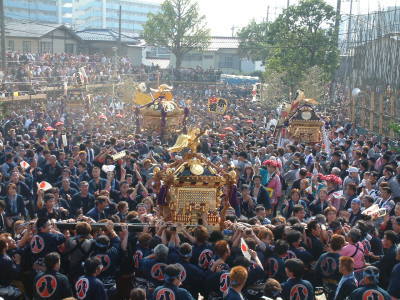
[
  {"xmin": 239, "ymin": 0, "xmax": 339, "ymax": 94},
  {"xmin": 238, "ymin": 20, "xmax": 274, "ymax": 63},
  {"xmin": 143, "ymin": 0, "xmax": 210, "ymax": 71}
]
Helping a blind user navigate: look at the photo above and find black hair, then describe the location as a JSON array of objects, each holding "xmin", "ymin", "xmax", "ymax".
[
  {"xmin": 36, "ymin": 218, "xmax": 49, "ymax": 231},
  {"xmin": 285, "ymin": 258, "xmax": 305, "ymax": 278},
  {"xmin": 274, "ymin": 239, "xmax": 289, "ymax": 255},
  {"xmin": 84, "ymin": 257, "xmax": 102, "ymax": 276},
  {"xmin": 286, "ymin": 230, "xmax": 302, "ymax": 245},
  {"xmin": 384, "ymin": 230, "xmax": 398, "ymax": 245},
  {"xmin": 233, "ymin": 256, "xmax": 251, "ymax": 268},
  {"xmin": 44, "ymin": 252, "xmax": 60, "ymax": 270}
]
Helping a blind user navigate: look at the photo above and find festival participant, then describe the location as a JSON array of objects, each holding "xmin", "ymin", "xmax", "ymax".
[
  {"xmin": 71, "ymin": 181, "xmax": 95, "ymax": 215},
  {"xmin": 387, "ymin": 244, "xmax": 400, "ymax": 299},
  {"xmin": 265, "ymin": 239, "xmax": 288, "ymax": 283},
  {"xmin": 64, "ymin": 221, "xmax": 94, "ymax": 282},
  {"xmin": 350, "ymin": 266, "xmax": 391, "ymax": 300},
  {"xmin": 334, "ymin": 256, "xmax": 358, "ymax": 300},
  {"xmin": 281, "ymin": 258, "xmax": 314, "ymax": 300},
  {"xmin": 205, "ymin": 240, "xmax": 231, "ymax": 298},
  {"xmin": 152, "ymin": 264, "xmax": 195, "ymax": 300},
  {"xmin": 339, "ymin": 228, "xmax": 365, "ymax": 282},
  {"xmin": 86, "ymin": 196, "xmax": 109, "ymax": 221},
  {"xmin": 139, "ymin": 243, "xmax": 169, "ymax": 287},
  {"xmin": 224, "ymin": 265, "xmax": 248, "ymax": 300},
  {"xmin": 286, "ymin": 230, "xmax": 314, "ymax": 266},
  {"xmin": 33, "ymin": 252, "xmax": 72, "ymax": 299},
  {"xmin": 89, "ymin": 166, "xmax": 107, "ymax": 194},
  {"xmin": 172, "ymin": 242, "xmax": 206, "ymax": 298},
  {"xmin": 372, "ymin": 230, "xmax": 398, "ymax": 289},
  {"xmin": 315, "ymin": 234, "xmax": 345, "ymax": 299},
  {"xmin": 74, "ymin": 257, "xmax": 107, "ymax": 300},
  {"xmin": 0, "ymin": 236, "xmax": 22, "ymax": 299},
  {"xmin": 250, "ymin": 175, "xmax": 271, "ymax": 211},
  {"xmin": 262, "ymin": 160, "xmax": 282, "ymax": 215},
  {"xmin": 2, "ymin": 183, "xmax": 26, "ymax": 228},
  {"xmin": 30, "ymin": 218, "xmax": 66, "ymax": 270}
]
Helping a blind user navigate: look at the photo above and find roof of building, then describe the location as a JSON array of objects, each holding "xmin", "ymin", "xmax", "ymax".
[
  {"xmin": 76, "ymin": 29, "xmax": 139, "ymax": 44},
  {"xmin": 5, "ymin": 20, "xmax": 81, "ymax": 40},
  {"xmin": 208, "ymin": 36, "xmax": 240, "ymax": 51}
]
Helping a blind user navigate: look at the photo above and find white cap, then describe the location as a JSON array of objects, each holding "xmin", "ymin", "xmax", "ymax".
[{"xmin": 348, "ymin": 167, "xmax": 359, "ymax": 173}]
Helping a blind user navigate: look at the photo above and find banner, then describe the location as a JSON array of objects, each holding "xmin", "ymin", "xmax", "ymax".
[
  {"xmin": 111, "ymin": 150, "xmax": 126, "ymax": 161},
  {"xmin": 208, "ymin": 97, "xmax": 228, "ymax": 114}
]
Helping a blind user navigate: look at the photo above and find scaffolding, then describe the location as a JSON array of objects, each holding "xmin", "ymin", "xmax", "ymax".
[{"xmin": 337, "ymin": 6, "xmax": 400, "ymax": 137}]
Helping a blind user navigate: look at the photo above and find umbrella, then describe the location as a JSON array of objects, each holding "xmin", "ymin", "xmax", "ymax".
[
  {"xmin": 99, "ymin": 114, "xmax": 107, "ymax": 120},
  {"xmin": 55, "ymin": 121, "xmax": 64, "ymax": 126},
  {"xmin": 45, "ymin": 126, "xmax": 55, "ymax": 131},
  {"xmin": 223, "ymin": 127, "xmax": 234, "ymax": 132},
  {"xmin": 115, "ymin": 113, "xmax": 123, "ymax": 118},
  {"xmin": 223, "ymin": 115, "xmax": 231, "ymax": 120},
  {"xmin": 245, "ymin": 120, "xmax": 254, "ymax": 124}
]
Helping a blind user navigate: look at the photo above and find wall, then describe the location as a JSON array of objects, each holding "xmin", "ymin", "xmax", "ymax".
[{"xmin": 5, "ymin": 37, "xmax": 39, "ymax": 53}]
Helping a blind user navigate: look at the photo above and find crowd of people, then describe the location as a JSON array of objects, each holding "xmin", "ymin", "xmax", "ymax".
[
  {"xmin": 0, "ymin": 53, "xmax": 225, "ymax": 99},
  {"xmin": 0, "ymin": 65, "xmax": 399, "ymax": 300}
]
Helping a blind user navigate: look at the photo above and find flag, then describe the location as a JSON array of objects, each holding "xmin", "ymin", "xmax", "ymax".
[
  {"xmin": 240, "ymin": 238, "xmax": 251, "ymax": 261},
  {"xmin": 20, "ymin": 161, "xmax": 29, "ymax": 170},
  {"xmin": 102, "ymin": 165, "xmax": 116, "ymax": 173},
  {"xmin": 37, "ymin": 181, "xmax": 52, "ymax": 191}
]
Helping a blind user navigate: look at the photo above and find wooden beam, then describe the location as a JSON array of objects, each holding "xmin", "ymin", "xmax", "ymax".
[
  {"xmin": 379, "ymin": 93, "xmax": 384, "ymax": 135},
  {"xmin": 369, "ymin": 91, "xmax": 374, "ymax": 131}
]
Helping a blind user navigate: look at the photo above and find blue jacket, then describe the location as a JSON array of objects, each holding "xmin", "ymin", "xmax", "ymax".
[
  {"xmin": 75, "ymin": 275, "xmax": 108, "ymax": 300},
  {"xmin": 388, "ymin": 262, "xmax": 400, "ymax": 298},
  {"xmin": 34, "ymin": 270, "xmax": 72, "ymax": 300},
  {"xmin": 281, "ymin": 278, "xmax": 314, "ymax": 300},
  {"xmin": 152, "ymin": 282, "xmax": 194, "ymax": 300},
  {"xmin": 350, "ymin": 284, "xmax": 391, "ymax": 300}
]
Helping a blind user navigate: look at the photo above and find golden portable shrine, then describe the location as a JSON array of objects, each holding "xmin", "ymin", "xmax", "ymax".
[
  {"xmin": 133, "ymin": 83, "xmax": 189, "ymax": 134},
  {"xmin": 154, "ymin": 128, "xmax": 236, "ymax": 229},
  {"xmin": 286, "ymin": 105, "xmax": 324, "ymax": 143},
  {"xmin": 276, "ymin": 90, "xmax": 324, "ymax": 144}
]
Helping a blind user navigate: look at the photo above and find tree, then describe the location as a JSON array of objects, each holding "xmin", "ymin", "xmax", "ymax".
[
  {"xmin": 143, "ymin": 0, "xmax": 210, "ymax": 71},
  {"xmin": 238, "ymin": 20, "xmax": 274, "ymax": 63},
  {"xmin": 239, "ymin": 0, "xmax": 339, "ymax": 94},
  {"xmin": 298, "ymin": 66, "xmax": 330, "ymax": 104},
  {"xmin": 267, "ymin": 0, "xmax": 338, "ymax": 92}
]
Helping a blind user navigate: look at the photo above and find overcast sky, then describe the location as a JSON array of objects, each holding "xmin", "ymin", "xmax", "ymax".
[{"xmin": 151, "ymin": 0, "xmax": 400, "ymax": 35}]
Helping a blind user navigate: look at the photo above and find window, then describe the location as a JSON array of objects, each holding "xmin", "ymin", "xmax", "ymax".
[
  {"xmin": 65, "ymin": 43, "xmax": 74, "ymax": 54},
  {"xmin": 8, "ymin": 40, "xmax": 14, "ymax": 51},
  {"xmin": 40, "ymin": 41, "xmax": 52, "ymax": 53},
  {"xmin": 22, "ymin": 41, "xmax": 32, "ymax": 53},
  {"xmin": 219, "ymin": 55, "xmax": 234, "ymax": 68}
]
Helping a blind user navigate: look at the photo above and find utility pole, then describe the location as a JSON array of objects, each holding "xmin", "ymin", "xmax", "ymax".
[
  {"xmin": 118, "ymin": 5, "xmax": 122, "ymax": 43},
  {"xmin": 334, "ymin": 0, "xmax": 342, "ymax": 43},
  {"xmin": 231, "ymin": 25, "xmax": 237, "ymax": 37},
  {"xmin": 266, "ymin": 5, "xmax": 270, "ymax": 22},
  {"xmin": 287, "ymin": 0, "xmax": 290, "ymax": 8},
  {"xmin": 346, "ymin": 0, "xmax": 353, "ymax": 54},
  {"xmin": 0, "ymin": 0, "xmax": 6, "ymax": 72}
]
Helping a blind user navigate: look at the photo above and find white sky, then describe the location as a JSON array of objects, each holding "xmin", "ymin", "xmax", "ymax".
[{"xmin": 151, "ymin": 0, "xmax": 400, "ymax": 35}]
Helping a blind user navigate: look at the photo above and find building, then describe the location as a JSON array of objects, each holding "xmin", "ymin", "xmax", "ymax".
[
  {"xmin": 170, "ymin": 37, "xmax": 259, "ymax": 74},
  {"xmin": 4, "ymin": 0, "xmax": 74, "ymax": 25},
  {"xmin": 5, "ymin": 21, "xmax": 81, "ymax": 54},
  {"xmin": 76, "ymin": 28, "xmax": 143, "ymax": 64},
  {"xmin": 73, "ymin": 0, "xmax": 160, "ymax": 34}
]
